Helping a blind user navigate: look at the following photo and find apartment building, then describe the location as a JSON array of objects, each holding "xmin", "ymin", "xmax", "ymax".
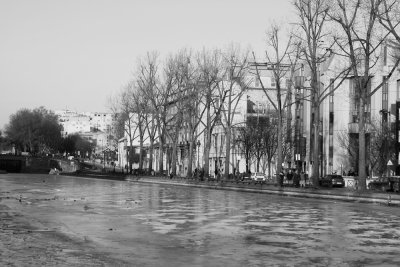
[
  {"xmin": 55, "ymin": 109, "xmax": 116, "ymax": 156},
  {"xmin": 318, "ymin": 41, "xmax": 400, "ymax": 177}
]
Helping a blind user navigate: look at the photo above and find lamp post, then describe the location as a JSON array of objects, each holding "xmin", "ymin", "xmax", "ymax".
[
  {"xmin": 124, "ymin": 139, "xmax": 128, "ymax": 174},
  {"xmin": 213, "ymin": 133, "xmax": 218, "ymax": 178},
  {"xmin": 380, "ymin": 109, "xmax": 391, "ymax": 177},
  {"xmin": 166, "ymin": 143, "xmax": 169, "ymax": 176},
  {"xmin": 197, "ymin": 140, "xmax": 201, "ymax": 169}
]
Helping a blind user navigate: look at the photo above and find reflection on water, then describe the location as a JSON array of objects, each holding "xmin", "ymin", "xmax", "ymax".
[{"xmin": 2, "ymin": 174, "xmax": 400, "ymax": 266}]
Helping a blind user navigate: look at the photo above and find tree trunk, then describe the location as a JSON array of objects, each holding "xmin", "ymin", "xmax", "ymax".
[
  {"xmin": 149, "ymin": 138, "xmax": 154, "ymax": 172},
  {"xmin": 268, "ymin": 160, "xmax": 272, "ymax": 179},
  {"xmin": 129, "ymin": 141, "xmax": 134, "ymax": 174},
  {"xmin": 358, "ymin": 95, "xmax": 367, "ymax": 190},
  {"xmin": 158, "ymin": 138, "xmax": 163, "ymax": 174},
  {"xmin": 171, "ymin": 142, "xmax": 178, "ymax": 175},
  {"xmin": 187, "ymin": 141, "xmax": 193, "ymax": 178},
  {"xmin": 203, "ymin": 103, "xmax": 211, "ymax": 178},
  {"xmin": 224, "ymin": 128, "xmax": 231, "ymax": 180},
  {"xmin": 312, "ymin": 102, "xmax": 320, "ymax": 187},
  {"xmin": 276, "ymin": 115, "xmax": 283, "ymax": 186},
  {"xmin": 139, "ymin": 137, "xmax": 143, "ymax": 170}
]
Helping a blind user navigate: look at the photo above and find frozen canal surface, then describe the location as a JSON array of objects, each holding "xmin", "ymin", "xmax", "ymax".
[{"xmin": 1, "ymin": 174, "xmax": 400, "ymax": 266}]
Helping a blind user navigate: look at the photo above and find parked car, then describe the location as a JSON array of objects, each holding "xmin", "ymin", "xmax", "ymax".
[
  {"xmin": 368, "ymin": 177, "xmax": 391, "ymax": 191},
  {"xmin": 319, "ymin": 174, "xmax": 345, "ymax": 188},
  {"xmin": 240, "ymin": 172, "xmax": 252, "ymax": 181},
  {"xmin": 251, "ymin": 172, "xmax": 266, "ymax": 182},
  {"xmin": 368, "ymin": 177, "xmax": 400, "ymax": 192}
]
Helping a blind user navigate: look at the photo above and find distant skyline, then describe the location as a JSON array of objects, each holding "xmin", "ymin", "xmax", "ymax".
[{"xmin": 0, "ymin": 0, "xmax": 294, "ymax": 130}]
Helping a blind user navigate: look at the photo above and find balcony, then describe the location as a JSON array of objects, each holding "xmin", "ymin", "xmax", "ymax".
[
  {"xmin": 348, "ymin": 122, "xmax": 372, "ymax": 134},
  {"xmin": 294, "ymin": 76, "xmax": 305, "ymax": 89}
]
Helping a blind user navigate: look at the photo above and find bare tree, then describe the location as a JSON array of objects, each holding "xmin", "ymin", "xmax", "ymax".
[
  {"xmin": 330, "ymin": 0, "xmax": 400, "ymax": 189},
  {"xmin": 166, "ymin": 49, "xmax": 197, "ymax": 177},
  {"xmin": 235, "ymin": 125, "xmax": 254, "ymax": 174},
  {"xmin": 369, "ymin": 116, "xmax": 396, "ymax": 177},
  {"xmin": 378, "ymin": 0, "xmax": 400, "ymax": 43},
  {"xmin": 294, "ymin": 0, "xmax": 331, "ymax": 187},
  {"xmin": 218, "ymin": 44, "xmax": 251, "ymax": 180},
  {"xmin": 252, "ymin": 23, "xmax": 300, "ymax": 185},
  {"xmin": 140, "ymin": 52, "xmax": 175, "ymax": 175},
  {"xmin": 136, "ymin": 52, "xmax": 160, "ymax": 173},
  {"xmin": 263, "ymin": 117, "xmax": 279, "ymax": 178},
  {"xmin": 183, "ymin": 72, "xmax": 208, "ymax": 178},
  {"xmin": 337, "ymin": 130, "xmax": 358, "ymax": 174},
  {"xmin": 114, "ymin": 85, "xmax": 139, "ymax": 173},
  {"xmin": 196, "ymin": 49, "xmax": 224, "ymax": 178},
  {"xmin": 293, "ymin": 0, "xmax": 353, "ymax": 186}
]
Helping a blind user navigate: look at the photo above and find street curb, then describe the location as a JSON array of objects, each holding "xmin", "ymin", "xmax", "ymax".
[{"xmin": 127, "ymin": 176, "xmax": 400, "ymax": 207}]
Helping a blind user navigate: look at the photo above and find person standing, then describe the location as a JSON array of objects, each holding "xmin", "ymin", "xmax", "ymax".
[
  {"xmin": 294, "ymin": 170, "xmax": 300, "ymax": 188},
  {"xmin": 300, "ymin": 171, "xmax": 305, "ymax": 187},
  {"xmin": 287, "ymin": 169, "xmax": 293, "ymax": 185},
  {"xmin": 278, "ymin": 171, "xmax": 284, "ymax": 187}
]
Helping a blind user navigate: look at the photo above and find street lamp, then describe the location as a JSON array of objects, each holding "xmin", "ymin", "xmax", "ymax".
[
  {"xmin": 166, "ymin": 143, "xmax": 169, "ymax": 176},
  {"xmin": 212, "ymin": 133, "xmax": 218, "ymax": 177},
  {"xmin": 196, "ymin": 140, "xmax": 201, "ymax": 169},
  {"xmin": 380, "ymin": 109, "xmax": 391, "ymax": 177},
  {"xmin": 124, "ymin": 139, "xmax": 128, "ymax": 174}
]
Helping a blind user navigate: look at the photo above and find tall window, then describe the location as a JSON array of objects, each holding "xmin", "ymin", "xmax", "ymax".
[
  {"xmin": 254, "ymin": 75, "xmax": 260, "ymax": 87},
  {"xmin": 382, "ymin": 76, "xmax": 388, "ymax": 111},
  {"xmin": 397, "ymin": 80, "xmax": 400, "ymax": 100},
  {"xmin": 271, "ymin": 76, "xmax": 276, "ymax": 87},
  {"xmin": 384, "ymin": 45, "xmax": 388, "ymax": 66}
]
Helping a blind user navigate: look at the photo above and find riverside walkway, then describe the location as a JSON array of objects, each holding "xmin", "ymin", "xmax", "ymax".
[{"xmin": 126, "ymin": 175, "xmax": 400, "ymax": 207}]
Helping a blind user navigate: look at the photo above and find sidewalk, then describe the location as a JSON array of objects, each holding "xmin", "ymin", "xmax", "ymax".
[{"xmin": 126, "ymin": 175, "xmax": 400, "ymax": 207}]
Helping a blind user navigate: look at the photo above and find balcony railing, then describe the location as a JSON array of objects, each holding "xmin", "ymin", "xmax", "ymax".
[{"xmin": 348, "ymin": 122, "xmax": 372, "ymax": 134}]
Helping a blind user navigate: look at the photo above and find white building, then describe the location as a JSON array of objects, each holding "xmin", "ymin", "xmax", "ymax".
[
  {"xmin": 317, "ymin": 41, "xmax": 400, "ymax": 177},
  {"xmin": 55, "ymin": 110, "xmax": 115, "ymax": 136},
  {"xmin": 55, "ymin": 109, "xmax": 116, "ymax": 157}
]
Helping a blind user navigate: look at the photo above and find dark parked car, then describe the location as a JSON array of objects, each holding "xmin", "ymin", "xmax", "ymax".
[
  {"xmin": 240, "ymin": 172, "xmax": 252, "ymax": 181},
  {"xmin": 319, "ymin": 174, "xmax": 345, "ymax": 188},
  {"xmin": 368, "ymin": 177, "xmax": 400, "ymax": 192}
]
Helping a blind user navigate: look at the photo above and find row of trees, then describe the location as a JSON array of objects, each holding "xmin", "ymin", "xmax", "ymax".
[
  {"xmin": 2, "ymin": 107, "xmax": 94, "ymax": 157},
  {"xmin": 112, "ymin": 0, "xmax": 400, "ymax": 190},
  {"xmin": 110, "ymin": 46, "xmax": 254, "ymax": 177}
]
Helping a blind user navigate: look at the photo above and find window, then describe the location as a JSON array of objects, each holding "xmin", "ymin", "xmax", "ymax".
[
  {"xmin": 384, "ymin": 45, "xmax": 388, "ymax": 66},
  {"xmin": 271, "ymin": 77, "xmax": 276, "ymax": 87},
  {"xmin": 286, "ymin": 79, "xmax": 291, "ymax": 88},
  {"xmin": 329, "ymin": 112, "xmax": 334, "ymax": 124},
  {"xmin": 352, "ymin": 111, "xmax": 358, "ymax": 123},
  {"xmin": 349, "ymin": 78, "xmax": 355, "ymax": 96},
  {"xmin": 397, "ymin": 80, "xmax": 400, "ymax": 100},
  {"xmin": 382, "ymin": 76, "xmax": 388, "ymax": 110},
  {"xmin": 254, "ymin": 76, "xmax": 260, "ymax": 87}
]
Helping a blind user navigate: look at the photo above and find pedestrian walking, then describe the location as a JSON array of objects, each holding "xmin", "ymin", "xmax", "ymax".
[
  {"xmin": 287, "ymin": 169, "xmax": 293, "ymax": 185},
  {"xmin": 300, "ymin": 171, "xmax": 305, "ymax": 187},
  {"xmin": 294, "ymin": 170, "xmax": 300, "ymax": 188},
  {"xmin": 278, "ymin": 171, "xmax": 284, "ymax": 186}
]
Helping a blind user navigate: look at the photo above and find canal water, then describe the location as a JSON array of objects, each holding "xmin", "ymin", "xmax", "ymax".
[{"xmin": 1, "ymin": 174, "xmax": 400, "ymax": 266}]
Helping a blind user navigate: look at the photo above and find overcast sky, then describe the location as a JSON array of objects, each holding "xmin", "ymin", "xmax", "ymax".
[{"xmin": 0, "ymin": 0, "xmax": 294, "ymax": 130}]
